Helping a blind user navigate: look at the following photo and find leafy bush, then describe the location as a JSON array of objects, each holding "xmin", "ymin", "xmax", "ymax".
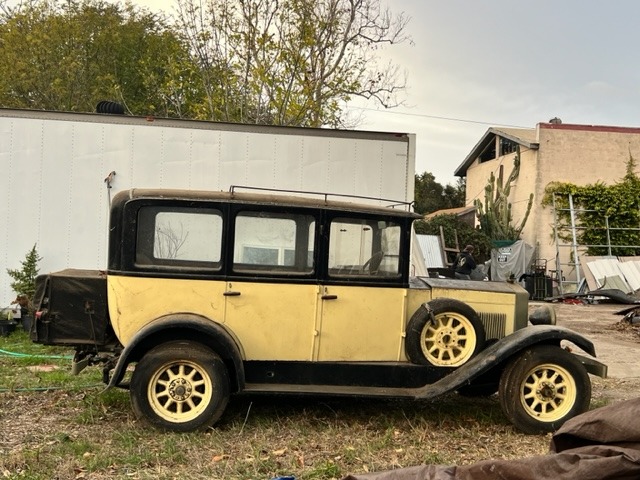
[
  {"xmin": 543, "ymin": 155, "xmax": 640, "ymax": 256},
  {"xmin": 414, "ymin": 215, "xmax": 491, "ymax": 264},
  {"xmin": 6, "ymin": 244, "xmax": 42, "ymax": 314}
]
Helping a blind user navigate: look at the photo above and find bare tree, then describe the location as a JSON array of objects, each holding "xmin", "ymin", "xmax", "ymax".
[
  {"xmin": 174, "ymin": 0, "xmax": 410, "ymax": 127},
  {"xmin": 155, "ymin": 222, "xmax": 189, "ymax": 259}
]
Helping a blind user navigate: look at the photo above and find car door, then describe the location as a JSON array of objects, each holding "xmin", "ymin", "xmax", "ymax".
[
  {"xmin": 223, "ymin": 208, "xmax": 320, "ymax": 361},
  {"xmin": 110, "ymin": 205, "xmax": 227, "ymax": 346},
  {"xmin": 315, "ymin": 216, "xmax": 407, "ymax": 361}
]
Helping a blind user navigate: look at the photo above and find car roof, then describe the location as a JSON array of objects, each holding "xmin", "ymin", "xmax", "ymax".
[{"xmin": 112, "ymin": 188, "xmax": 421, "ymax": 219}]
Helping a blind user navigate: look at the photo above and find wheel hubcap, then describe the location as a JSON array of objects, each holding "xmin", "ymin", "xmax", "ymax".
[
  {"xmin": 169, "ymin": 378, "xmax": 192, "ymax": 401},
  {"xmin": 520, "ymin": 364, "xmax": 576, "ymax": 421},
  {"xmin": 421, "ymin": 313, "xmax": 476, "ymax": 366},
  {"xmin": 148, "ymin": 361, "xmax": 213, "ymax": 423}
]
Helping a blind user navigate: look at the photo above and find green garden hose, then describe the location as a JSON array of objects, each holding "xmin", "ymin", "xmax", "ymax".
[{"xmin": 0, "ymin": 348, "xmax": 73, "ymax": 360}]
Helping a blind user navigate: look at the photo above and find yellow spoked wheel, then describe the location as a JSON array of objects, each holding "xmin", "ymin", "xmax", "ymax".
[
  {"xmin": 519, "ymin": 363, "xmax": 576, "ymax": 422},
  {"xmin": 499, "ymin": 345, "xmax": 591, "ymax": 434},
  {"xmin": 422, "ymin": 311, "xmax": 477, "ymax": 366},
  {"xmin": 406, "ymin": 298, "xmax": 486, "ymax": 367},
  {"xmin": 131, "ymin": 341, "xmax": 229, "ymax": 432},
  {"xmin": 148, "ymin": 359, "xmax": 214, "ymax": 423}
]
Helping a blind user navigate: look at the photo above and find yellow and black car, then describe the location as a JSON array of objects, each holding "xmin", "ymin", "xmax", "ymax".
[{"xmin": 33, "ymin": 187, "xmax": 607, "ymax": 434}]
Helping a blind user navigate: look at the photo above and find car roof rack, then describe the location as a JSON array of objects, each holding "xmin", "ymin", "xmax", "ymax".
[{"xmin": 229, "ymin": 185, "xmax": 414, "ymax": 211}]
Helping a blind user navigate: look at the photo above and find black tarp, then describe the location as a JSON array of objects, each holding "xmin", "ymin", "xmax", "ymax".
[{"xmin": 342, "ymin": 398, "xmax": 640, "ymax": 480}]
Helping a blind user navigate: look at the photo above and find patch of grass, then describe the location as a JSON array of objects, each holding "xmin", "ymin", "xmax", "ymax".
[
  {"xmin": 306, "ymin": 460, "xmax": 341, "ymax": 479},
  {"xmin": 76, "ymin": 388, "xmax": 130, "ymax": 424},
  {"xmin": 1, "ymin": 329, "xmax": 636, "ymax": 479},
  {"xmin": 0, "ymin": 330, "xmax": 101, "ymax": 391}
]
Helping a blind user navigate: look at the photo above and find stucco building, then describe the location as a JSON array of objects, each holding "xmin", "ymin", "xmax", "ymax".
[{"xmin": 454, "ymin": 120, "xmax": 640, "ymax": 285}]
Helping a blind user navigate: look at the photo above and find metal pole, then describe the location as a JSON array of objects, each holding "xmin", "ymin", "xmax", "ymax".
[
  {"xmin": 552, "ymin": 194, "xmax": 563, "ymax": 294},
  {"xmin": 605, "ymin": 216, "xmax": 612, "ymax": 256},
  {"xmin": 568, "ymin": 194, "xmax": 582, "ymax": 288}
]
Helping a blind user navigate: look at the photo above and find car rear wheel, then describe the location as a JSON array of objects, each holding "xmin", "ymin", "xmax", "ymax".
[
  {"xmin": 498, "ymin": 345, "xmax": 591, "ymax": 434},
  {"xmin": 130, "ymin": 341, "xmax": 229, "ymax": 432},
  {"xmin": 406, "ymin": 298, "xmax": 486, "ymax": 367}
]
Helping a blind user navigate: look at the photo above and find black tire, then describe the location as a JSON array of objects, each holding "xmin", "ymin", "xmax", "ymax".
[
  {"xmin": 130, "ymin": 341, "xmax": 229, "ymax": 432},
  {"xmin": 498, "ymin": 345, "xmax": 591, "ymax": 434},
  {"xmin": 405, "ymin": 298, "xmax": 486, "ymax": 367}
]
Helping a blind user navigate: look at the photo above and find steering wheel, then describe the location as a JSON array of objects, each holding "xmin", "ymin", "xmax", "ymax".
[{"xmin": 362, "ymin": 251, "xmax": 384, "ymax": 274}]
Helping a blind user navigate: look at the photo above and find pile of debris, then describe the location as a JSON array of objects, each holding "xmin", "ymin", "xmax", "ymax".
[{"xmin": 545, "ymin": 255, "xmax": 640, "ymax": 306}]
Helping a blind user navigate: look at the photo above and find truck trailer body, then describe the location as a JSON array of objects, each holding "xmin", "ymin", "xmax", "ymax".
[{"xmin": 0, "ymin": 108, "xmax": 415, "ymax": 305}]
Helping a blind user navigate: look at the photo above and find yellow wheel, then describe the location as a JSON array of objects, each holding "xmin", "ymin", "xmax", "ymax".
[
  {"xmin": 499, "ymin": 345, "xmax": 591, "ymax": 434},
  {"xmin": 147, "ymin": 359, "xmax": 214, "ymax": 423},
  {"xmin": 131, "ymin": 341, "xmax": 229, "ymax": 431},
  {"xmin": 519, "ymin": 363, "xmax": 576, "ymax": 422},
  {"xmin": 422, "ymin": 311, "xmax": 477, "ymax": 366},
  {"xmin": 406, "ymin": 298, "xmax": 486, "ymax": 367}
]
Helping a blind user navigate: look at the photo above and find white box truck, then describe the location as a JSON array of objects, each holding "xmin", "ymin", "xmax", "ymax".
[{"xmin": 0, "ymin": 108, "xmax": 417, "ymax": 305}]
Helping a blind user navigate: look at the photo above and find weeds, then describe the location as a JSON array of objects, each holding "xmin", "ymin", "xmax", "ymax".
[{"xmin": 0, "ymin": 332, "xmax": 635, "ymax": 479}]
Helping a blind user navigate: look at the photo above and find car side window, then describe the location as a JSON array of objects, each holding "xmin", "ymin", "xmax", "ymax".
[
  {"xmin": 233, "ymin": 211, "xmax": 315, "ymax": 274},
  {"xmin": 328, "ymin": 217, "xmax": 401, "ymax": 277},
  {"xmin": 136, "ymin": 207, "xmax": 223, "ymax": 269}
]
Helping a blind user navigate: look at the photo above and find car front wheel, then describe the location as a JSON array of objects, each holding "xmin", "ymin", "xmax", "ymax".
[
  {"xmin": 130, "ymin": 341, "xmax": 229, "ymax": 432},
  {"xmin": 498, "ymin": 344, "xmax": 591, "ymax": 434},
  {"xmin": 406, "ymin": 298, "xmax": 486, "ymax": 367}
]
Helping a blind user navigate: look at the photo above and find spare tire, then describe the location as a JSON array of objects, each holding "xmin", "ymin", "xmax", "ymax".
[{"xmin": 406, "ymin": 298, "xmax": 486, "ymax": 367}]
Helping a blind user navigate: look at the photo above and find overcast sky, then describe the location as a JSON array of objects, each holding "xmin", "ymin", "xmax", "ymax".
[{"xmin": 123, "ymin": 0, "xmax": 640, "ymax": 184}]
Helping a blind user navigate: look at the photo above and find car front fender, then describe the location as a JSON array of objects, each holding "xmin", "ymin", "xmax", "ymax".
[{"xmin": 410, "ymin": 324, "xmax": 607, "ymax": 400}]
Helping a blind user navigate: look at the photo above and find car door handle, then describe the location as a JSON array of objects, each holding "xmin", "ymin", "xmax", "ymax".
[
  {"xmin": 321, "ymin": 294, "xmax": 338, "ymax": 300},
  {"xmin": 223, "ymin": 291, "xmax": 241, "ymax": 296}
]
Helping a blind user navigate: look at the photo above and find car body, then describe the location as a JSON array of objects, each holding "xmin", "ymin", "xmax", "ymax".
[{"xmin": 33, "ymin": 187, "xmax": 607, "ymax": 433}]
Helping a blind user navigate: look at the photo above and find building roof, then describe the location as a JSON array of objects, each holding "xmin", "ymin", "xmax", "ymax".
[
  {"xmin": 424, "ymin": 205, "xmax": 476, "ymax": 220},
  {"xmin": 454, "ymin": 127, "xmax": 538, "ymax": 177},
  {"xmin": 455, "ymin": 121, "xmax": 640, "ymax": 179}
]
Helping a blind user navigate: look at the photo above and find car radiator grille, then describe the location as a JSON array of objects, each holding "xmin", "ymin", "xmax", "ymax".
[{"xmin": 478, "ymin": 312, "xmax": 507, "ymax": 340}]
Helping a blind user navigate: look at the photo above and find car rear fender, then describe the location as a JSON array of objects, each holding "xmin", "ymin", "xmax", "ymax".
[
  {"xmin": 413, "ymin": 325, "xmax": 607, "ymax": 400},
  {"xmin": 106, "ymin": 314, "xmax": 245, "ymax": 392}
]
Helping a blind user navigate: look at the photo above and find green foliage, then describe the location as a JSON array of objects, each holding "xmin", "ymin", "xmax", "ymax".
[
  {"xmin": 6, "ymin": 244, "xmax": 41, "ymax": 311},
  {"xmin": 0, "ymin": 0, "xmax": 199, "ymax": 117},
  {"xmin": 543, "ymin": 153, "xmax": 640, "ymax": 256},
  {"xmin": 0, "ymin": 0, "xmax": 410, "ymax": 126},
  {"xmin": 414, "ymin": 172, "xmax": 466, "ymax": 214},
  {"xmin": 414, "ymin": 214, "xmax": 491, "ymax": 264},
  {"xmin": 175, "ymin": 0, "xmax": 410, "ymax": 127},
  {"xmin": 474, "ymin": 147, "xmax": 533, "ymax": 241}
]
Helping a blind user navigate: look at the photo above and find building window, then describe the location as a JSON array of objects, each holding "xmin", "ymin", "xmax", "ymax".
[
  {"xmin": 479, "ymin": 142, "xmax": 497, "ymax": 162},
  {"xmin": 500, "ymin": 138, "xmax": 518, "ymax": 156}
]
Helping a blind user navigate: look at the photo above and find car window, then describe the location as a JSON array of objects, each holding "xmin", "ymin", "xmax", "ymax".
[
  {"xmin": 233, "ymin": 211, "xmax": 315, "ymax": 274},
  {"xmin": 136, "ymin": 207, "xmax": 223, "ymax": 269},
  {"xmin": 328, "ymin": 217, "xmax": 401, "ymax": 277}
]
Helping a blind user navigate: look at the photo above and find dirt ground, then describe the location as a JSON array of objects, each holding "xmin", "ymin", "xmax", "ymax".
[{"xmin": 533, "ymin": 299, "xmax": 640, "ymax": 401}]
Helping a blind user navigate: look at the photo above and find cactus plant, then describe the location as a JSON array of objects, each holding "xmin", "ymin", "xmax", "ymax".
[{"xmin": 474, "ymin": 147, "xmax": 533, "ymax": 241}]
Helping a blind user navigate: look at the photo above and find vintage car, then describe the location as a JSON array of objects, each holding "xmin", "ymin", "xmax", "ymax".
[{"xmin": 33, "ymin": 187, "xmax": 606, "ymax": 433}]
